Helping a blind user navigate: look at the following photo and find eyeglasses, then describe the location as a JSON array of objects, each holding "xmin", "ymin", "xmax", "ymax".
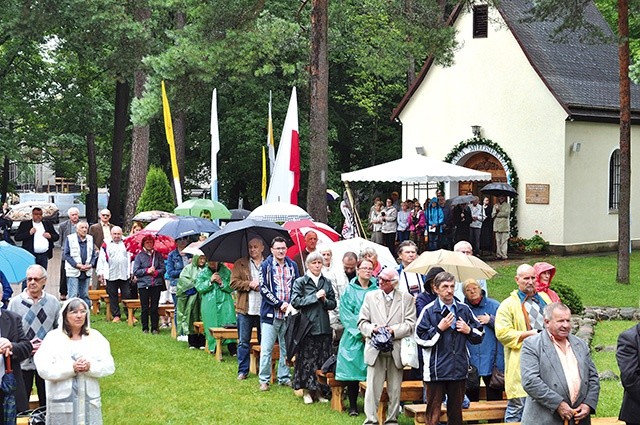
[
  {"xmin": 358, "ymin": 267, "xmax": 373, "ymax": 271},
  {"xmin": 379, "ymin": 278, "xmax": 395, "ymax": 284},
  {"xmin": 68, "ymin": 310, "xmax": 87, "ymax": 315},
  {"xmin": 101, "ymin": 214, "xmax": 111, "ymax": 217},
  {"xmin": 26, "ymin": 276, "xmax": 45, "ymax": 282}
]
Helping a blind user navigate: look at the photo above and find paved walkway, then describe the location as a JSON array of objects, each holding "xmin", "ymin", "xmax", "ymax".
[{"xmin": 11, "ymin": 247, "xmax": 62, "ymax": 298}]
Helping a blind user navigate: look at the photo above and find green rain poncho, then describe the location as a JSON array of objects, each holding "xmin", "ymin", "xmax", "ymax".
[
  {"xmin": 335, "ymin": 277, "xmax": 378, "ymax": 382},
  {"xmin": 176, "ymin": 254, "xmax": 204, "ymax": 336},
  {"xmin": 195, "ymin": 262, "xmax": 236, "ymax": 351}
]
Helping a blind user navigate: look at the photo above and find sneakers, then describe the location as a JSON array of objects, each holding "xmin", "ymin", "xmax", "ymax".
[
  {"xmin": 112, "ymin": 317, "xmax": 121, "ymax": 323},
  {"xmin": 151, "ymin": 330, "xmax": 159, "ymax": 335},
  {"xmin": 303, "ymin": 390, "xmax": 313, "ymax": 404},
  {"xmin": 317, "ymin": 396, "xmax": 329, "ymax": 403},
  {"xmin": 348, "ymin": 408, "xmax": 358, "ymax": 417},
  {"xmin": 237, "ymin": 373, "xmax": 247, "ymax": 380},
  {"xmin": 279, "ymin": 380, "xmax": 292, "ymax": 387},
  {"xmin": 259, "ymin": 383, "xmax": 270, "ymax": 391},
  {"xmin": 177, "ymin": 335, "xmax": 188, "ymax": 342}
]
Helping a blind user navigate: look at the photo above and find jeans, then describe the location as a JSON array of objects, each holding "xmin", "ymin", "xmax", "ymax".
[
  {"xmin": 259, "ymin": 318, "xmax": 289, "ymax": 384},
  {"xmin": 34, "ymin": 252, "xmax": 48, "ymax": 270},
  {"xmin": 106, "ymin": 279, "xmax": 132, "ymax": 318},
  {"xmin": 504, "ymin": 397, "xmax": 526, "ymax": 422},
  {"xmin": 396, "ymin": 230, "xmax": 410, "ymax": 243},
  {"xmin": 139, "ymin": 285, "xmax": 162, "ymax": 332},
  {"xmin": 67, "ymin": 276, "xmax": 90, "ymax": 308},
  {"xmin": 237, "ymin": 313, "xmax": 261, "ymax": 375}
]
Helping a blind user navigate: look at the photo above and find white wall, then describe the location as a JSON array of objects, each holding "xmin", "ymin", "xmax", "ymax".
[{"xmin": 400, "ymin": 7, "xmax": 569, "ymax": 244}]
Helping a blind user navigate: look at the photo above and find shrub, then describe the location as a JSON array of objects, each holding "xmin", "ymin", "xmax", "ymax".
[
  {"xmin": 551, "ymin": 282, "xmax": 584, "ymax": 314},
  {"xmin": 136, "ymin": 166, "xmax": 175, "ymax": 213},
  {"xmin": 508, "ymin": 230, "xmax": 549, "ymax": 254}
]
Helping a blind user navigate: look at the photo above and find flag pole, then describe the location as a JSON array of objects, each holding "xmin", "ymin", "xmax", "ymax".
[
  {"xmin": 210, "ymin": 88, "xmax": 220, "ymax": 202},
  {"xmin": 161, "ymin": 81, "xmax": 183, "ymax": 205}
]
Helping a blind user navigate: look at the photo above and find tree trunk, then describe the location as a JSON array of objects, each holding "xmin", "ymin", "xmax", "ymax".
[
  {"xmin": 124, "ymin": 7, "xmax": 152, "ymax": 225},
  {"xmin": 124, "ymin": 69, "xmax": 150, "ymax": 225},
  {"xmin": 107, "ymin": 79, "xmax": 130, "ymax": 226},
  {"xmin": 1, "ymin": 155, "xmax": 9, "ymax": 203},
  {"xmin": 173, "ymin": 110, "xmax": 186, "ymax": 189},
  {"xmin": 306, "ymin": 0, "xmax": 329, "ymax": 223},
  {"xmin": 617, "ymin": 0, "xmax": 630, "ymax": 283},
  {"xmin": 86, "ymin": 132, "xmax": 98, "ymax": 225}
]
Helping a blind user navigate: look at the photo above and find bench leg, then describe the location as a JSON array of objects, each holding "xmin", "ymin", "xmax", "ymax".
[
  {"xmin": 92, "ymin": 299, "xmax": 100, "ymax": 315},
  {"xmin": 215, "ymin": 340, "xmax": 223, "ymax": 361},
  {"xmin": 331, "ymin": 386, "xmax": 344, "ymax": 412},
  {"xmin": 378, "ymin": 401, "xmax": 387, "ymax": 425},
  {"xmin": 127, "ymin": 307, "xmax": 134, "ymax": 326},
  {"xmin": 270, "ymin": 359, "xmax": 276, "ymax": 384},
  {"xmin": 105, "ymin": 302, "xmax": 112, "ymax": 322},
  {"xmin": 249, "ymin": 351, "xmax": 257, "ymax": 375}
]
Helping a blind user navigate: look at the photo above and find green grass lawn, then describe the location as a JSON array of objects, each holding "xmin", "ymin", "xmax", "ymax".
[{"xmin": 91, "ymin": 251, "xmax": 638, "ymax": 423}]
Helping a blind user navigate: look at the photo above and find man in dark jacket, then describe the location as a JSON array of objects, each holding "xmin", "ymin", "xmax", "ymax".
[
  {"xmin": 617, "ymin": 323, "xmax": 640, "ymax": 425},
  {"xmin": 14, "ymin": 207, "xmax": 59, "ymax": 270},
  {"xmin": 415, "ymin": 271, "xmax": 483, "ymax": 425},
  {"xmin": 0, "ymin": 308, "xmax": 33, "ymax": 418},
  {"xmin": 258, "ymin": 236, "xmax": 299, "ymax": 391}
]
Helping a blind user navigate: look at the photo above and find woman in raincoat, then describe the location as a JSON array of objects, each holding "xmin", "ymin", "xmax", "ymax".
[
  {"xmin": 195, "ymin": 259, "xmax": 236, "ymax": 354},
  {"xmin": 533, "ymin": 262, "xmax": 561, "ymax": 302},
  {"xmin": 177, "ymin": 254, "xmax": 206, "ymax": 347},
  {"xmin": 34, "ymin": 298, "xmax": 115, "ymax": 425},
  {"xmin": 335, "ymin": 258, "xmax": 378, "ymax": 417}
]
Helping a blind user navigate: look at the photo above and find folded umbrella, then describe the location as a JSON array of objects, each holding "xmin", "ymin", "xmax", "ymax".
[
  {"xmin": 369, "ymin": 327, "xmax": 394, "ymax": 353},
  {"xmin": 2, "ymin": 354, "xmax": 16, "ymax": 425},
  {"xmin": 284, "ymin": 312, "xmax": 313, "ymax": 362}
]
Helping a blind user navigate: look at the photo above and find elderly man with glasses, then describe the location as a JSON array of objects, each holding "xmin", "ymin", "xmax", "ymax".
[
  {"xmin": 358, "ymin": 267, "xmax": 416, "ymax": 424},
  {"xmin": 8, "ymin": 264, "xmax": 60, "ymax": 410}
]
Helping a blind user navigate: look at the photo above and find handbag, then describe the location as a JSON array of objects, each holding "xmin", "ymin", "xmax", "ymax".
[
  {"xmin": 400, "ymin": 336, "xmax": 419, "ymax": 368},
  {"xmin": 489, "ymin": 366, "xmax": 505, "ymax": 389},
  {"xmin": 466, "ymin": 364, "xmax": 480, "ymax": 392}
]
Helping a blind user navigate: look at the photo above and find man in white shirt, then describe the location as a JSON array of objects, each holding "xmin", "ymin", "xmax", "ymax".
[
  {"xmin": 96, "ymin": 226, "xmax": 131, "ymax": 322},
  {"xmin": 14, "ymin": 207, "xmax": 59, "ymax": 270}
]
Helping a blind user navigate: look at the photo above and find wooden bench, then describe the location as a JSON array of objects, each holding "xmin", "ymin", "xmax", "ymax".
[
  {"xmin": 250, "ymin": 345, "xmax": 279, "ymax": 383},
  {"xmin": 360, "ymin": 380, "xmax": 423, "ymax": 423},
  {"xmin": 404, "ymin": 400, "xmax": 508, "ymax": 424},
  {"xmin": 101, "ymin": 294, "xmax": 124, "ymax": 322},
  {"xmin": 316, "ymin": 370, "xmax": 347, "ymax": 412},
  {"xmin": 122, "ymin": 299, "xmax": 174, "ymax": 326},
  {"xmin": 193, "ymin": 322, "xmax": 209, "ymax": 353},
  {"xmin": 88, "ymin": 289, "xmax": 107, "ymax": 315},
  {"xmin": 28, "ymin": 393, "xmax": 39, "ymax": 410},
  {"xmin": 208, "ymin": 327, "xmax": 248, "ymax": 361}
]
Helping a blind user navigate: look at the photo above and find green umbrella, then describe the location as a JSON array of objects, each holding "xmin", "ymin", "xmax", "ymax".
[{"xmin": 174, "ymin": 199, "xmax": 231, "ymax": 220}]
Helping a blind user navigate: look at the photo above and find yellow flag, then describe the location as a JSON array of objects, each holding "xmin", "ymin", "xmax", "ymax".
[
  {"xmin": 161, "ymin": 81, "xmax": 183, "ymax": 204},
  {"xmin": 262, "ymin": 146, "xmax": 267, "ymax": 204}
]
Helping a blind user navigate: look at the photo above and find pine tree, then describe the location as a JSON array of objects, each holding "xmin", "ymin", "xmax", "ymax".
[{"xmin": 136, "ymin": 166, "xmax": 175, "ymax": 213}]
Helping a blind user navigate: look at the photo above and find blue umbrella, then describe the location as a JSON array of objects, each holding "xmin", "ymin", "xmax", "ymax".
[
  {"xmin": 155, "ymin": 216, "xmax": 220, "ymax": 240},
  {"xmin": 0, "ymin": 241, "xmax": 34, "ymax": 283},
  {"xmin": 1, "ymin": 354, "xmax": 16, "ymax": 425}
]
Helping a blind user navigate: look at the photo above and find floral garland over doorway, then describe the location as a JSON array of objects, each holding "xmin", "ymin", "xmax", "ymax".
[{"xmin": 444, "ymin": 137, "xmax": 519, "ymax": 237}]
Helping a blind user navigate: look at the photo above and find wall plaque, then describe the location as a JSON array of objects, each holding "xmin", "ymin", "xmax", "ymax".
[{"xmin": 525, "ymin": 184, "xmax": 549, "ymax": 204}]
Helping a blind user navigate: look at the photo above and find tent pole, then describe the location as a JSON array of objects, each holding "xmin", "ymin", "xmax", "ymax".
[{"xmin": 344, "ymin": 182, "xmax": 366, "ymax": 238}]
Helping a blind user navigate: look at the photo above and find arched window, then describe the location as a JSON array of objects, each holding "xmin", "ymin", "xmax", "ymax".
[{"xmin": 609, "ymin": 149, "xmax": 620, "ymax": 211}]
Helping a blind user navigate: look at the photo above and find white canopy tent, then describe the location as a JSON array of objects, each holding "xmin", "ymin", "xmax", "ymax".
[
  {"xmin": 340, "ymin": 155, "xmax": 492, "ymax": 237},
  {"xmin": 341, "ymin": 155, "xmax": 492, "ymax": 183}
]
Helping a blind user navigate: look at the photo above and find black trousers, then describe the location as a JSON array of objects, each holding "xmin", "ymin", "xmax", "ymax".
[
  {"xmin": 22, "ymin": 368, "xmax": 46, "ymax": 407},
  {"xmin": 139, "ymin": 285, "xmax": 162, "ymax": 332},
  {"xmin": 106, "ymin": 279, "xmax": 132, "ymax": 318}
]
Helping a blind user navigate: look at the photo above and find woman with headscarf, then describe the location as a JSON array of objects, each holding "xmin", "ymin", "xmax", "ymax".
[
  {"xmin": 533, "ymin": 262, "xmax": 561, "ymax": 302},
  {"xmin": 290, "ymin": 251, "xmax": 336, "ymax": 404},
  {"xmin": 177, "ymin": 254, "xmax": 206, "ymax": 347},
  {"xmin": 133, "ymin": 234, "xmax": 166, "ymax": 334},
  {"xmin": 195, "ymin": 259, "xmax": 236, "ymax": 355},
  {"xmin": 34, "ymin": 298, "xmax": 115, "ymax": 425},
  {"xmin": 335, "ymin": 258, "xmax": 378, "ymax": 417}
]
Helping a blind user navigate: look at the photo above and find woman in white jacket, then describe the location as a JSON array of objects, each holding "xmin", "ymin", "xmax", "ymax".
[{"xmin": 34, "ymin": 298, "xmax": 115, "ymax": 425}]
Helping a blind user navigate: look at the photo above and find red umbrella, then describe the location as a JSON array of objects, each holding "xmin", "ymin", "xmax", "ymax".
[
  {"xmin": 283, "ymin": 219, "xmax": 340, "ymax": 259},
  {"xmin": 123, "ymin": 229, "xmax": 176, "ymax": 258}
]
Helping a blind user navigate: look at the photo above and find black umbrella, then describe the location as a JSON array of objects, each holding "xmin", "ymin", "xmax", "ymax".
[
  {"xmin": 480, "ymin": 182, "xmax": 518, "ymax": 197},
  {"xmin": 199, "ymin": 219, "xmax": 291, "ymax": 263},
  {"xmin": 445, "ymin": 195, "xmax": 476, "ymax": 206},
  {"xmin": 228, "ymin": 209, "xmax": 252, "ymax": 221},
  {"xmin": 155, "ymin": 216, "xmax": 220, "ymax": 240},
  {"xmin": 284, "ymin": 312, "xmax": 313, "ymax": 363},
  {"xmin": 1, "ymin": 355, "xmax": 16, "ymax": 425},
  {"xmin": 369, "ymin": 327, "xmax": 394, "ymax": 353}
]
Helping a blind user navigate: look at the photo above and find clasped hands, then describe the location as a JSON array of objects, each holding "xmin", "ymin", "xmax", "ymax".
[
  {"xmin": 73, "ymin": 357, "xmax": 91, "ymax": 374},
  {"xmin": 557, "ymin": 401, "xmax": 590, "ymax": 423},
  {"xmin": 437, "ymin": 313, "xmax": 471, "ymax": 334}
]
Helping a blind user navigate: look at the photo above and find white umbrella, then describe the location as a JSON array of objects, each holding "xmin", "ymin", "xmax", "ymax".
[
  {"xmin": 326, "ymin": 237, "xmax": 397, "ymax": 278},
  {"xmin": 248, "ymin": 202, "xmax": 312, "ymax": 223},
  {"xmin": 404, "ymin": 249, "xmax": 496, "ymax": 281}
]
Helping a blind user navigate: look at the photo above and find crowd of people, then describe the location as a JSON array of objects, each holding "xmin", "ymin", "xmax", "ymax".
[
  {"xmin": 2, "ymin": 201, "xmax": 640, "ymax": 425},
  {"xmin": 369, "ymin": 191, "xmax": 510, "ymax": 260}
]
